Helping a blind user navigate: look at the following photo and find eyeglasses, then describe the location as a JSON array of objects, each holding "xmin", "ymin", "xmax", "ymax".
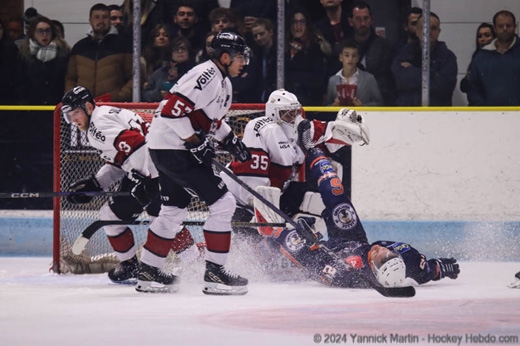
[
  {"xmin": 36, "ymin": 28, "xmax": 52, "ymax": 35},
  {"xmin": 110, "ymin": 16, "xmax": 124, "ymax": 21},
  {"xmin": 292, "ymin": 19, "xmax": 306, "ymax": 26},
  {"xmin": 173, "ymin": 46, "xmax": 188, "ymax": 53}
]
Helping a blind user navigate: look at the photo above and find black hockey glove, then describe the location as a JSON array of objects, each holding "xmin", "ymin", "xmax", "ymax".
[
  {"xmin": 184, "ymin": 135, "xmax": 215, "ymax": 165},
  {"xmin": 432, "ymin": 258, "xmax": 460, "ymax": 280},
  {"xmin": 222, "ymin": 131, "xmax": 251, "ymax": 162},
  {"xmin": 297, "ymin": 119, "xmax": 314, "ymax": 151},
  {"xmin": 130, "ymin": 170, "xmax": 159, "ymax": 207},
  {"xmin": 67, "ymin": 176, "xmax": 102, "ymax": 204}
]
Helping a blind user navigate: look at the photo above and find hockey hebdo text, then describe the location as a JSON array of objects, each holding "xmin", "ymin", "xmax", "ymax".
[{"xmin": 312, "ymin": 333, "xmax": 519, "ymax": 345}]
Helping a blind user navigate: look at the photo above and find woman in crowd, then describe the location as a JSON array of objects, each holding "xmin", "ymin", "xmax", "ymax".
[
  {"xmin": 17, "ymin": 16, "xmax": 69, "ymax": 105},
  {"xmin": 460, "ymin": 23, "xmax": 495, "ymax": 94},
  {"xmin": 141, "ymin": 24, "xmax": 172, "ymax": 84},
  {"xmin": 284, "ymin": 8, "xmax": 328, "ymax": 106},
  {"xmin": 142, "ymin": 36, "xmax": 195, "ymax": 102}
]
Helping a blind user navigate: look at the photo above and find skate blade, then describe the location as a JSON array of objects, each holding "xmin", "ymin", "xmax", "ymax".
[
  {"xmin": 109, "ymin": 278, "xmax": 137, "ymax": 285},
  {"xmin": 508, "ymin": 278, "xmax": 520, "ymax": 289},
  {"xmin": 203, "ymin": 282, "xmax": 248, "ymax": 296},
  {"xmin": 136, "ymin": 280, "xmax": 179, "ymax": 293}
]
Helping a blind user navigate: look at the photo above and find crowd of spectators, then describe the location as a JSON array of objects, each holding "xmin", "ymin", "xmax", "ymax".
[{"xmin": 1, "ymin": 2, "xmax": 519, "ymax": 107}]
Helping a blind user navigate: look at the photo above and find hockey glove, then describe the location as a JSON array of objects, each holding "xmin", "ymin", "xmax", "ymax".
[
  {"xmin": 222, "ymin": 131, "xmax": 251, "ymax": 162},
  {"xmin": 297, "ymin": 119, "xmax": 314, "ymax": 151},
  {"xmin": 130, "ymin": 170, "xmax": 159, "ymax": 207},
  {"xmin": 67, "ymin": 176, "xmax": 102, "ymax": 204},
  {"xmin": 432, "ymin": 258, "xmax": 460, "ymax": 280},
  {"xmin": 184, "ymin": 135, "xmax": 216, "ymax": 165}
]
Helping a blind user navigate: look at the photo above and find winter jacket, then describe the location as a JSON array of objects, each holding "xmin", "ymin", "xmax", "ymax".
[
  {"xmin": 392, "ymin": 40, "xmax": 457, "ymax": 106},
  {"xmin": 65, "ymin": 29, "xmax": 133, "ymax": 101},
  {"xmin": 466, "ymin": 36, "xmax": 520, "ymax": 106}
]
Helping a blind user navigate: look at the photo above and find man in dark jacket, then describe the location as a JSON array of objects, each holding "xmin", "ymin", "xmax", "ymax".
[
  {"xmin": 348, "ymin": 1, "xmax": 396, "ymax": 106},
  {"xmin": 392, "ymin": 12, "xmax": 457, "ymax": 106},
  {"xmin": 466, "ymin": 10, "xmax": 520, "ymax": 106},
  {"xmin": 65, "ymin": 3, "xmax": 133, "ymax": 101}
]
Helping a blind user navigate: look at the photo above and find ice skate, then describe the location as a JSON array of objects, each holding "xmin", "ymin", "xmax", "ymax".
[
  {"xmin": 508, "ymin": 271, "xmax": 520, "ymax": 289},
  {"xmin": 108, "ymin": 256, "xmax": 138, "ymax": 285},
  {"xmin": 203, "ymin": 261, "xmax": 248, "ymax": 296},
  {"xmin": 135, "ymin": 262, "xmax": 180, "ymax": 293}
]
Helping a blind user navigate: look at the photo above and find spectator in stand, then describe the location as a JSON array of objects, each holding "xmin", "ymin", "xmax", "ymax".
[
  {"xmin": 395, "ymin": 7, "xmax": 422, "ymax": 52},
  {"xmin": 141, "ymin": 24, "xmax": 172, "ymax": 83},
  {"xmin": 315, "ymin": 0, "xmax": 354, "ymax": 72},
  {"xmin": 466, "ymin": 11, "xmax": 520, "ymax": 106},
  {"xmin": 284, "ymin": 8, "xmax": 328, "ymax": 106},
  {"xmin": 17, "ymin": 16, "xmax": 70, "ymax": 105},
  {"xmin": 170, "ymin": 3, "xmax": 206, "ymax": 57},
  {"xmin": 392, "ymin": 12, "xmax": 457, "ymax": 106},
  {"xmin": 195, "ymin": 31, "xmax": 215, "ymax": 65},
  {"xmin": 460, "ymin": 23, "xmax": 495, "ymax": 95},
  {"xmin": 209, "ymin": 7, "xmax": 236, "ymax": 34},
  {"xmin": 108, "ymin": 4, "xmax": 125, "ymax": 34},
  {"xmin": 6, "ymin": 17, "xmax": 25, "ymax": 47},
  {"xmin": 23, "ymin": 7, "xmax": 41, "ymax": 35},
  {"xmin": 348, "ymin": 1, "xmax": 396, "ymax": 106},
  {"xmin": 51, "ymin": 20, "xmax": 70, "ymax": 51},
  {"xmin": 65, "ymin": 3, "xmax": 133, "ymax": 101},
  {"xmin": 142, "ymin": 36, "xmax": 195, "ymax": 102},
  {"xmin": 324, "ymin": 39, "xmax": 382, "ymax": 106},
  {"xmin": 0, "ymin": 19, "xmax": 19, "ymax": 105},
  {"xmin": 250, "ymin": 18, "xmax": 277, "ymax": 102},
  {"xmin": 162, "ymin": 0, "xmax": 219, "ymax": 34},
  {"xmin": 229, "ymin": 0, "xmax": 278, "ymax": 36}
]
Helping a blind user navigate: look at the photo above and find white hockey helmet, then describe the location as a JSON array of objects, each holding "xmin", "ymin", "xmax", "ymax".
[
  {"xmin": 370, "ymin": 246, "xmax": 406, "ymax": 287},
  {"xmin": 265, "ymin": 89, "xmax": 302, "ymax": 125}
]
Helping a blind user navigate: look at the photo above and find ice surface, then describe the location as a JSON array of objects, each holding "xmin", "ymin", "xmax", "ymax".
[{"xmin": 0, "ymin": 258, "xmax": 519, "ymax": 346}]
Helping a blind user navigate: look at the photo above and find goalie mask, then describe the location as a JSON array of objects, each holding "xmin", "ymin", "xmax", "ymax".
[
  {"xmin": 369, "ymin": 245, "xmax": 406, "ymax": 287},
  {"xmin": 266, "ymin": 89, "xmax": 303, "ymax": 126},
  {"xmin": 61, "ymin": 86, "xmax": 95, "ymax": 124}
]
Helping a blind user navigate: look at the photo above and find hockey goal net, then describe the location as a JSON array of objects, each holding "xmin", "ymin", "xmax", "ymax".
[{"xmin": 52, "ymin": 102, "xmax": 264, "ymax": 274}]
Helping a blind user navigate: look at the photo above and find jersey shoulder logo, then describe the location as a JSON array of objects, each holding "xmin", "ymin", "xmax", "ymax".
[
  {"xmin": 253, "ymin": 117, "xmax": 275, "ymax": 137},
  {"xmin": 194, "ymin": 67, "xmax": 216, "ymax": 91},
  {"xmin": 88, "ymin": 121, "xmax": 106, "ymax": 143}
]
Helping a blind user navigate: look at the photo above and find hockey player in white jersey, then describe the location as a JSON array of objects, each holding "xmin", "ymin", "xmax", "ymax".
[
  {"xmin": 61, "ymin": 86, "xmax": 198, "ymax": 285},
  {"xmin": 145, "ymin": 31, "xmax": 252, "ymax": 295}
]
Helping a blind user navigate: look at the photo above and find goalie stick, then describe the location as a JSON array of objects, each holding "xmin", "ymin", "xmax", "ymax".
[
  {"xmin": 213, "ymin": 158, "xmax": 415, "ymax": 298},
  {"xmin": 0, "ymin": 191, "xmax": 130, "ymax": 199},
  {"xmin": 71, "ymin": 219, "xmax": 286, "ymax": 255}
]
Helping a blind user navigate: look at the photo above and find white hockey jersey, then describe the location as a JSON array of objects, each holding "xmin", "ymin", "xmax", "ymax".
[
  {"xmin": 86, "ymin": 105, "xmax": 157, "ymax": 189},
  {"xmin": 221, "ymin": 116, "xmax": 306, "ymax": 205},
  {"xmin": 147, "ymin": 59, "xmax": 233, "ymax": 150}
]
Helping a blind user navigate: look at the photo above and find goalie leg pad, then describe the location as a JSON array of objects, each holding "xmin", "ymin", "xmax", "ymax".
[
  {"xmin": 254, "ymin": 186, "xmax": 284, "ymax": 237},
  {"xmin": 299, "ymin": 191, "xmax": 326, "ymax": 215}
]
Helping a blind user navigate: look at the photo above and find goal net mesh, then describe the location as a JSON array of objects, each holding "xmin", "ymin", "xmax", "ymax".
[{"xmin": 53, "ymin": 102, "xmax": 264, "ymax": 274}]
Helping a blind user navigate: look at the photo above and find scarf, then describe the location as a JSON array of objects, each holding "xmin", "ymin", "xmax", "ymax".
[{"xmin": 29, "ymin": 39, "xmax": 58, "ymax": 62}]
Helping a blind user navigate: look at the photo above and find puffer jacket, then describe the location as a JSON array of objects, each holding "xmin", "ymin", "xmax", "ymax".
[{"xmin": 65, "ymin": 28, "xmax": 132, "ymax": 101}]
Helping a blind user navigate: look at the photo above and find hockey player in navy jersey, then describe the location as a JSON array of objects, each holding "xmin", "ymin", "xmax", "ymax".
[
  {"xmin": 61, "ymin": 86, "xmax": 199, "ymax": 285},
  {"xmin": 258, "ymin": 146, "xmax": 460, "ymax": 288},
  {"xmin": 145, "ymin": 31, "xmax": 252, "ymax": 295}
]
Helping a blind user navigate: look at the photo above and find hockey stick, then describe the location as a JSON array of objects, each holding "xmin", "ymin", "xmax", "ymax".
[
  {"xmin": 0, "ymin": 191, "xmax": 130, "ymax": 199},
  {"xmin": 213, "ymin": 158, "xmax": 415, "ymax": 298},
  {"xmin": 71, "ymin": 219, "xmax": 286, "ymax": 255}
]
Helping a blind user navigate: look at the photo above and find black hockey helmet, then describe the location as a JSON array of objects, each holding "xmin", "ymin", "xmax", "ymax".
[
  {"xmin": 61, "ymin": 86, "xmax": 95, "ymax": 123},
  {"xmin": 209, "ymin": 31, "xmax": 250, "ymax": 65}
]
